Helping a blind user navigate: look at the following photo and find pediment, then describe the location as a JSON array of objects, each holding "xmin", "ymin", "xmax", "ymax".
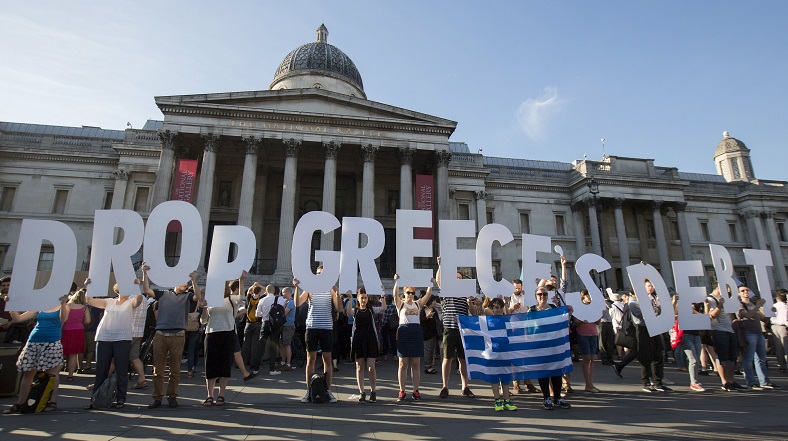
[{"xmin": 155, "ymin": 88, "xmax": 456, "ymax": 132}]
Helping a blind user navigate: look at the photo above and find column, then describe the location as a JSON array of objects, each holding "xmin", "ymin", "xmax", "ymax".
[
  {"xmin": 764, "ymin": 212, "xmax": 788, "ymax": 286},
  {"xmin": 361, "ymin": 144, "xmax": 378, "ymax": 218},
  {"xmin": 397, "ymin": 147, "xmax": 414, "ymax": 210},
  {"xmin": 195, "ymin": 133, "xmax": 221, "ymax": 267},
  {"xmin": 571, "ymin": 202, "xmax": 587, "ymax": 255},
  {"xmin": 273, "ymin": 139, "xmax": 301, "ymax": 278},
  {"xmin": 675, "ymin": 202, "xmax": 693, "ymax": 260},
  {"xmin": 321, "ymin": 141, "xmax": 341, "ymax": 251},
  {"xmin": 475, "ymin": 191, "xmax": 488, "ymax": 232},
  {"xmin": 613, "ymin": 198, "xmax": 630, "ymax": 286},
  {"xmin": 237, "ymin": 136, "xmax": 261, "ymax": 229},
  {"xmin": 152, "ymin": 130, "xmax": 177, "ymax": 207},
  {"xmin": 753, "ymin": 212, "xmax": 768, "ymax": 250},
  {"xmin": 110, "ymin": 169, "xmax": 129, "ymax": 210},
  {"xmin": 587, "ymin": 197, "xmax": 602, "ymax": 256},
  {"xmin": 252, "ymin": 171, "xmax": 267, "ymax": 272},
  {"xmin": 435, "ymin": 150, "xmax": 451, "ymax": 221},
  {"xmin": 652, "ymin": 200, "xmax": 673, "ymax": 285}
]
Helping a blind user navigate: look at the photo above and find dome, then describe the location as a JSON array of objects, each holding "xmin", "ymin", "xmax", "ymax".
[
  {"xmin": 270, "ymin": 25, "xmax": 365, "ymax": 97},
  {"xmin": 714, "ymin": 131, "xmax": 749, "ymax": 158}
]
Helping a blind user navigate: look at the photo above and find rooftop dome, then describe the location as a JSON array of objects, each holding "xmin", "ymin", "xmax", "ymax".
[
  {"xmin": 270, "ymin": 24, "xmax": 365, "ymax": 97},
  {"xmin": 714, "ymin": 131, "xmax": 749, "ymax": 158}
]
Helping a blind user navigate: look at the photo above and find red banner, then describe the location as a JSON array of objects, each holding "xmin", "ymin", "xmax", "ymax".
[
  {"xmin": 168, "ymin": 159, "xmax": 197, "ymax": 232},
  {"xmin": 415, "ymin": 174, "xmax": 434, "ymax": 240}
]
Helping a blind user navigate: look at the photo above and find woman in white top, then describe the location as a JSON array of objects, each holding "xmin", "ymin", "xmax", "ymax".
[
  {"xmin": 200, "ymin": 271, "xmax": 246, "ymax": 406},
  {"xmin": 83, "ymin": 277, "xmax": 144, "ymax": 409},
  {"xmin": 392, "ymin": 273, "xmax": 434, "ymax": 402}
]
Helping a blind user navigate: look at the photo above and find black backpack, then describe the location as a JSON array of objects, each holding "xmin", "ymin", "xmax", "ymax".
[
  {"xmin": 308, "ymin": 373, "xmax": 328, "ymax": 403},
  {"xmin": 268, "ymin": 295, "xmax": 286, "ymax": 330}
]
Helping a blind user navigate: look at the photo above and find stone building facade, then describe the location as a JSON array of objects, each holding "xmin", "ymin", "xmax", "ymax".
[{"xmin": 1, "ymin": 25, "xmax": 786, "ymax": 292}]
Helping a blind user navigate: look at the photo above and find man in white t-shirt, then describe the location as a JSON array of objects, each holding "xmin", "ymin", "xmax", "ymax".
[{"xmin": 256, "ymin": 285, "xmax": 287, "ymax": 376}]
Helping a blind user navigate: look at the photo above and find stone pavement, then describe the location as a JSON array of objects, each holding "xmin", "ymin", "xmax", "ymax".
[{"xmin": 1, "ymin": 355, "xmax": 787, "ymax": 440}]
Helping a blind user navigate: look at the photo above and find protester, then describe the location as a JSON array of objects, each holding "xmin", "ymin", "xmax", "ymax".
[
  {"xmin": 528, "ymin": 286, "xmax": 570, "ymax": 410},
  {"xmin": 141, "ymin": 263, "xmax": 202, "ymax": 408},
  {"xmin": 420, "ymin": 294, "xmax": 439, "ymax": 375},
  {"xmin": 706, "ymin": 283, "xmax": 743, "ymax": 391},
  {"xmin": 256, "ymin": 284, "xmax": 287, "ymax": 376},
  {"xmin": 381, "ymin": 294, "xmax": 397, "ymax": 360},
  {"xmin": 344, "ymin": 287, "xmax": 385, "ymax": 402},
  {"xmin": 736, "ymin": 286, "xmax": 780, "ymax": 390},
  {"xmin": 294, "ymin": 274, "xmax": 342, "ymax": 403},
  {"xmin": 482, "ymin": 297, "xmax": 517, "ymax": 411},
  {"xmin": 184, "ymin": 291, "xmax": 201, "ymax": 379},
  {"xmin": 771, "ymin": 289, "xmax": 788, "ymax": 373},
  {"xmin": 83, "ymin": 278, "xmax": 144, "ymax": 409},
  {"xmin": 392, "ymin": 274, "xmax": 434, "ymax": 402},
  {"xmin": 672, "ymin": 294, "xmax": 706, "ymax": 392},
  {"xmin": 130, "ymin": 294, "xmax": 152, "ymax": 390},
  {"xmin": 242, "ymin": 283, "xmax": 264, "ymax": 374},
  {"xmin": 62, "ymin": 288, "xmax": 91, "ymax": 381},
  {"xmin": 574, "ymin": 289, "xmax": 601, "ymax": 392},
  {"xmin": 508, "ymin": 278, "xmax": 538, "ymax": 394},
  {"xmin": 3, "ymin": 294, "xmax": 70, "ymax": 414},
  {"xmin": 279, "ymin": 286, "xmax": 296, "ymax": 371},
  {"xmin": 633, "ymin": 279, "xmax": 669, "ymax": 392}
]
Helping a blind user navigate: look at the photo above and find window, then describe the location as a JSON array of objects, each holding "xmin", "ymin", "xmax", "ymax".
[
  {"xmin": 486, "ymin": 210, "xmax": 494, "ymax": 225},
  {"xmin": 554, "ymin": 214, "xmax": 565, "ymax": 236},
  {"xmin": 700, "ymin": 221, "xmax": 710, "ymax": 242},
  {"xmin": 731, "ymin": 158, "xmax": 741, "ymax": 179},
  {"xmin": 458, "ymin": 203, "xmax": 470, "ymax": 220},
  {"xmin": 0, "ymin": 187, "xmax": 16, "ymax": 212},
  {"xmin": 779, "ymin": 222, "xmax": 787, "ymax": 242},
  {"xmin": 134, "ymin": 187, "xmax": 150, "ymax": 212},
  {"xmin": 519, "ymin": 212, "xmax": 530, "ymax": 234},
  {"xmin": 387, "ymin": 190, "xmax": 399, "ymax": 215},
  {"xmin": 670, "ymin": 220, "xmax": 680, "ymax": 240},
  {"xmin": 728, "ymin": 222, "xmax": 738, "ymax": 242},
  {"xmin": 52, "ymin": 189, "xmax": 69, "ymax": 214},
  {"xmin": 38, "ymin": 248, "xmax": 55, "ymax": 271},
  {"xmin": 646, "ymin": 220, "xmax": 656, "ymax": 239},
  {"xmin": 491, "ymin": 260, "xmax": 501, "ymax": 281},
  {"xmin": 736, "ymin": 270, "xmax": 748, "ymax": 288},
  {"xmin": 0, "ymin": 244, "xmax": 8, "ymax": 271},
  {"xmin": 103, "ymin": 190, "xmax": 114, "ymax": 210}
]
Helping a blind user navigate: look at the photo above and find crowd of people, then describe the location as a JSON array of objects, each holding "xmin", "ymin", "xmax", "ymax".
[{"xmin": 0, "ymin": 255, "xmax": 785, "ymax": 414}]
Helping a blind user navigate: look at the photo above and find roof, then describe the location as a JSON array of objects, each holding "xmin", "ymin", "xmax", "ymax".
[
  {"xmin": 0, "ymin": 121, "xmax": 125, "ymax": 140},
  {"xmin": 142, "ymin": 120, "xmax": 163, "ymax": 131},
  {"xmin": 678, "ymin": 172, "xmax": 727, "ymax": 183},
  {"xmin": 483, "ymin": 156, "xmax": 574, "ymax": 171}
]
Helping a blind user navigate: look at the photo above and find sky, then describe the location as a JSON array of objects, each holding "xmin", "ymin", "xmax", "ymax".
[{"xmin": 1, "ymin": 1, "xmax": 786, "ymax": 179}]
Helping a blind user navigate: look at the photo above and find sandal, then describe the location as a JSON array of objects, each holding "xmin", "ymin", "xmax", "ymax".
[
  {"xmin": 215, "ymin": 396, "xmax": 225, "ymax": 406},
  {"xmin": 66, "ymin": 375, "xmax": 74, "ymax": 382},
  {"xmin": 3, "ymin": 404, "xmax": 22, "ymax": 414},
  {"xmin": 131, "ymin": 381, "xmax": 148, "ymax": 389},
  {"xmin": 111, "ymin": 402, "xmax": 125, "ymax": 409},
  {"xmin": 43, "ymin": 402, "xmax": 57, "ymax": 412},
  {"xmin": 84, "ymin": 404, "xmax": 95, "ymax": 410},
  {"xmin": 462, "ymin": 387, "xmax": 475, "ymax": 398},
  {"xmin": 187, "ymin": 371, "xmax": 195, "ymax": 378},
  {"xmin": 203, "ymin": 397, "xmax": 214, "ymax": 407},
  {"xmin": 439, "ymin": 387, "xmax": 449, "ymax": 399},
  {"xmin": 424, "ymin": 368, "xmax": 437, "ymax": 374}
]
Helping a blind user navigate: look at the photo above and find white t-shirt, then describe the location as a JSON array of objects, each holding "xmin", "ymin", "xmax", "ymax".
[
  {"xmin": 95, "ymin": 298, "xmax": 137, "ymax": 342},
  {"xmin": 398, "ymin": 301, "xmax": 420, "ymax": 325}
]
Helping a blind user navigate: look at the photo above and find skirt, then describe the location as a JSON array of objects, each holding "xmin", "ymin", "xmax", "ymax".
[
  {"xmin": 17, "ymin": 341, "xmax": 63, "ymax": 372},
  {"xmin": 397, "ymin": 323, "xmax": 424, "ymax": 358},
  {"xmin": 61, "ymin": 328, "xmax": 86, "ymax": 356},
  {"xmin": 351, "ymin": 328, "xmax": 379, "ymax": 361},
  {"xmin": 204, "ymin": 331, "xmax": 235, "ymax": 379}
]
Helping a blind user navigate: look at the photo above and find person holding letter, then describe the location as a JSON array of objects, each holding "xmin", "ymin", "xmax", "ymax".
[
  {"xmin": 344, "ymin": 287, "xmax": 385, "ymax": 403},
  {"xmin": 706, "ymin": 283, "xmax": 744, "ymax": 391},
  {"xmin": 482, "ymin": 297, "xmax": 518, "ymax": 411},
  {"xmin": 392, "ymin": 274, "xmax": 434, "ymax": 402},
  {"xmin": 736, "ymin": 286, "xmax": 780, "ymax": 390},
  {"xmin": 528, "ymin": 286, "xmax": 571, "ymax": 410}
]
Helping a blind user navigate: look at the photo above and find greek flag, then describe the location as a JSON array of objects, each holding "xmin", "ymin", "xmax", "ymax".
[{"xmin": 458, "ymin": 306, "xmax": 573, "ymax": 383}]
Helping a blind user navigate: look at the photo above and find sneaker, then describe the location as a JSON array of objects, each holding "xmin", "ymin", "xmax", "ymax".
[
  {"xmin": 762, "ymin": 383, "xmax": 781, "ymax": 389},
  {"xmin": 721, "ymin": 383, "xmax": 735, "ymax": 392},
  {"xmin": 662, "ymin": 378, "xmax": 675, "ymax": 385},
  {"xmin": 612, "ymin": 363, "xmax": 623, "ymax": 378},
  {"xmin": 750, "ymin": 385, "xmax": 764, "ymax": 391},
  {"xmin": 252, "ymin": 369, "xmax": 259, "ymax": 375},
  {"xmin": 543, "ymin": 398, "xmax": 554, "ymax": 410},
  {"xmin": 301, "ymin": 392, "xmax": 310, "ymax": 403},
  {"xmin": 503, "ymin": 400, "xmax": 517, "ymax": 411},
  {"xmin": 358, "ymin": 392, "xmax": 366, "ymax": 403},
  {"xmin": 368, "ymin": 391, "xmax": 377, "ymax": 403},
  {"xmin": 326, "ymin": 390, "xmax": 337, "ymax": 403},
  {"xmin": 556, "ymin": 398, "xmax": 571, "ymax": 409},
  {"xmin": 412, "ymin": 390, "xmax": 422, "ymax": 401},
  {"xmin": 269, "ymin": 370, "xmax": 282, "ymax": 376},
  {"xmin": 690, "ymin": 383, "xmax": 706, "ymax": 392},
  {"xmin": 642, "ymin": 385, "xmax": 656, "ymax": 393},
  {"xmin": 148, "ymin": 399, "xmax": 162, "ymax": 409},
  {"xmin": 397, "ymin": 391, "xmax": 407, "ymax": 402},
  {"xmin": 698, "ymin": 369, "xmax": 710, "ymax": 376},
  {"xmin": 731, "ymin": 382, "xmax": 747, "ymax": 390},
  {"xmin": 653, "ymin": 384, "xmax": 672, "ymax": 392},
  {"xmin": 494, "ymin": 399, "xmax": 504, "ymax": 411},
  {"xmin": 167, "ymin": 396, "xmax": 178, "ymax": 408}
]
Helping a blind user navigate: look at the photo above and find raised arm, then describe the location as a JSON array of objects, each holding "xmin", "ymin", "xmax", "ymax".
[
  {"xmin": 83, "ymin": 278, "xmax": 108, "ymax": 309},
  {"xmin": 141, "ymin": 263, "xmax": 155, "ymax": 297},
  {"xmin": 294, "ymin": 278, "xmax": 309, "ymax": 306},
  {"xmin": 59, "ymin": 294, "xmax": 70, "ymax": 323},
  {"xmin": 344, "ymin": 291, "xmax": 354, "ymax": 318},
  {"xmin": 417, "ymin": 279, "xmax": 436, "ymax": 308},
  {"xmin": 189, "ymin": 271, "xmax": 202, "ymax": 301},
  {"xmin": 331, "ymin": 284, "xmax": 342, "ymax": 312},
  {"xmin": 435, "ymin": 256, "xmax": 442, "ymax": 289},
  {"xmin": 131, "ymin": 278, "xmax": 143, "ymax": 308},
  {"xmin": 393, "ymin": 274, "xmax": 402, "ymax": 309}
]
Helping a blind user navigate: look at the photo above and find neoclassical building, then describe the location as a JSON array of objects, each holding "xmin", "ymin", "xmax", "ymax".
[{"xmin": 1, "ymin": 25, "xmax": 786, "ymax": 292}]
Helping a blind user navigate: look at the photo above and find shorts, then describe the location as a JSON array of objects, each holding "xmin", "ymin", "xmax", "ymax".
[
  {"xmin": 130, "ymin": 336, "xmax": 143, "ymax": 360},
  {"xmin": 577, "ymin": 335, "xmax": 598, "ymax": 356},
  {"xmin": 17, "ymin": 341, "xmax": 63, "ymax": 372},
  {"xmin": 712, "ymin": 330, "xmax": 739, "ymax": 364},
  {"xmin": 306, "ymin": 328, "xmax": 333, "ymax": 353},
  {"xmin": 442, "ymin": 328, "xmax": 465, "ymax": 359},
  {"xmin": 281, "ymin": 326, "xmax": 295, "ymax": 346}
]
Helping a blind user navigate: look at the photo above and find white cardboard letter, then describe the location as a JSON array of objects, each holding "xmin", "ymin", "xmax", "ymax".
[
  {"xmin": 744, "ymin": 248, "xmax": 774, "ymax": 317},
  {"xmin": 672, "ymin": 260, "xmax": 711, "ymax": 331},
  {"xmin": 709, "ymin": 244, "xmax": 738, "ymax": 303},
  {"xmin": 566, "ymin": 253, "xmax": 610, "ymax": 322},
  {"xmin": 204, "ymin": 226, "xmax": 255, "ymax": 306},
  {"xmin": 521, "ymin": 234, "xmax": 552, "ymax": 289},
  {"xmin": 438, "ymin": 220, "xmax": 477, "ymax": 298},
  {"xmin": 626, "ymin": 263, "xmax": 674, "ymax": 336},
  {"xmin": 340, "ymin": 217, "xmax": 384, "ymax": 295},
  {"xmin": 395, "ymin": 209, "xmax": 433, "ymax": 288},
  {"xmin": 143, "ymin": 201, "xmax": 202, "ymax": 288},
  {"xmin": 87, "ymin": 210, "xmax": 145, "ymax": 297},
  {"xmin": 292, "ymin": 211, "xmax": 341, "ymax": 294},
  {"xmin": 476, "ymin": 223, "xmax": 513, "ymax": 297}
]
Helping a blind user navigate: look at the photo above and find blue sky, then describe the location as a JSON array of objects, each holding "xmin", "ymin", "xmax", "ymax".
[{"xmin": 1, "ymin": 1, "xmax": 786, "ymax": 179}]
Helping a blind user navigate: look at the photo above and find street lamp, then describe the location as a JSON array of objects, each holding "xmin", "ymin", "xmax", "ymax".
[{"xmin": 587, "ymin": 178, "xmax": 607, "ymax": 289}]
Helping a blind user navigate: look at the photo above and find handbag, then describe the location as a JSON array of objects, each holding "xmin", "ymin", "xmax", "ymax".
[
  {"xmin": 669, "ymin": 320, "xmax": 683, "ymax": 350},
  {"xmin": 186, "ymin": 310, "xmax": 200, "ymax": 332}
]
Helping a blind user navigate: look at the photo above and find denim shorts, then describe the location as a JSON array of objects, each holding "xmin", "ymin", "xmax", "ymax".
[{"xmin": 577, "ymin": 334, "xmax": 598, "ymax": 356}]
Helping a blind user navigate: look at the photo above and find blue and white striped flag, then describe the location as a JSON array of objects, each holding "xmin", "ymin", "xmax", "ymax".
[{"xmin": 458, "ymin": 306, "xmax": 573, "ymax": 383}]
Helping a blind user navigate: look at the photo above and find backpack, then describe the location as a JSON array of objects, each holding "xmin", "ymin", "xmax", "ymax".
[
  {"xmin": 91, "ymin": 373, "xmax": 118, "ymax": 408},
  {"xmin": 268, "ymin": 295, "xmax": 286, "ymax": 330},
  {"xmin": 308, "ymin": 373, "xmax": 328, "ymax": 403},
  {"xmin": 386, "ymin": 305, "xmax": 399, "ymax": 330},
  {"xmin": 21, "ymin": 371, "xmax": 55, "ymax": 413}
]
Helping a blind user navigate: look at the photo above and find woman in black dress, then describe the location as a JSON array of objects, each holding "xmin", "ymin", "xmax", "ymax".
[{"xmin": 345, "ymin": 287, "xmax": 386, "ymax": 403}]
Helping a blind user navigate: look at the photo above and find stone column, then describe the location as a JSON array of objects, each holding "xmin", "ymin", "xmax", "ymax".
[
  {"xmin": 587, "ymin": 197, "xmax": 602, "ymax": 256},
  {"xmin": 110, "ymin": 169, "xmax": 130, "ymax": 210},
  {"xmin": 613, "ymin": 198, "xmax": 630, "ymax": 285},
  {"xmin": 273, "ymin": 139, "xmax": 301, "ymax": 279},
  {"xmin": 475, "ymin": 191, "xmax": 488, "ymax": 232},
  {"xmin": 764, "ymin": 212, "xmax": 788, "ymax": 286},
  {"xmin": 652, "ymin": 200, "xmax": 673, "ymax": 284},
  {"xmin": 361, "ymin": 145, "xmax": 378, "ymax": 218},
  {"xmin": 237, "ymin": 136, "xmax": 261, "ymax": 229},
  {"xmin": 397, "ymin": 147, "xmax": 414, "ymax": 210},
  {"xmin": 571, "ymin": 202, "xmax": 587, "ymax": 255},
  {"xmin": 435, "ymin": 150, "xmax": 451, "ymax": 221},
  {"xmin": 195, "ymin": 133, "xmax": 221, "ymax": 267},
  {"xmin": 321, "ymin": 141, "xmax": 341, "ymax": 251},
  {"xmin": 152, "ymin": 130, "xmax": 177, "ymax": 207},
  {"xmin": 675, "ymin": 202, "xmax": 693, "ymax": 260}
]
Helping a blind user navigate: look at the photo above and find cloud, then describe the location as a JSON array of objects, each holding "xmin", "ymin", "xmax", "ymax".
[{"xmin": 516, "ymin": 86, "xmax": 564, "ymax": 141}]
